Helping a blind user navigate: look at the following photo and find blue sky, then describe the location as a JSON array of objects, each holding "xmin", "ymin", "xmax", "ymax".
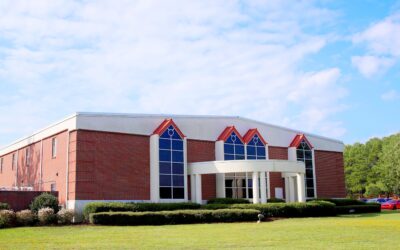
[{"xmin": 0, "ymin": 0, "xmax": 399, "ymax": 147}]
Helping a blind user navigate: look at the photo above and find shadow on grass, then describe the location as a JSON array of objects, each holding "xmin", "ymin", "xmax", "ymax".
[{"xmin": 338, "ymin": 210, "xmax": 399, "ymax": 218}]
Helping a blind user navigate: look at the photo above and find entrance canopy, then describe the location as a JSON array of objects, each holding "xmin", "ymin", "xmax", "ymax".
[
  {"xmin": 188, "ymin": 160, "xmax": 306, "ymax": 204},
  {"xmin": 188, "ymin": 159, "xmax": 305, "ymax": 175}
]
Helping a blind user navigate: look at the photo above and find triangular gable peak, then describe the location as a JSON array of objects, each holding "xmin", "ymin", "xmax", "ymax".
[
  {"xmin": 217, "ymin": 126, "xmax": 244, "ymax": 143},
  {"xmin": 243, "ymin": 128, "xmax": 267, "ymax": 145},
  {"xmin": 153, "ymin": 119, "xmax": 185, "ymax": 138},
  {"xmin": 289, "ymin": 134, "xmax": 313, "ymax": 148}
]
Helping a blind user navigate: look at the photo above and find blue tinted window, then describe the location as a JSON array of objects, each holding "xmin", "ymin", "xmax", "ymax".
[
  {"xmin": 246, "ymin": 134, "xmax": 266, "ymax": 160},
  {"xmin": 297, "ymin": 139, "xmax": 314, "ymax": 198},
  {"xmin": 235, "ymin": 154, "xmax": 245, "ymax": 160},
  {"xmin": 160, "ymin": 162, "xmax": 171, "ymax": 174},
  {"xmin": 256, "ymin": 146, "xmax": 265, "ymax": 156},
  {"xmin": 159, "ymin": 125, "xmax": 185, "ymax": 199},
  {"xmin": 236, "ymin": 145, "xmax": 244, "ymax": 155},
  {"xmin": 247, "ymin": 145, "xmax": 255, "ymax": 155},
  {"xmin": 224, "ymin": 144, "xmax": 234, "ymax": 154},
  {"xmin": 224, "ymin": 154, "xmax": 234, "ymax": 160},
  {"xmin": 224, "ymin": 131, "xmax": 244, "ymax": 161}
]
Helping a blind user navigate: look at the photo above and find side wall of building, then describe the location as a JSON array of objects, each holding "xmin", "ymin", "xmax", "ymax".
[
  {"xmin": 268, "ymin": 146, "xmax": 287, "ymax": 198},
  {"xmin": 314, "ymin": 150, "xmax": 346, "ymax": 198},
  {"xmin": 74, "ymin": 130, "xmax": 150, "ymax": 201}
]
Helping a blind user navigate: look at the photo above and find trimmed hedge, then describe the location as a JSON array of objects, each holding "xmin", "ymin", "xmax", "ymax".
[
  {"xmin": 207, "ymin": 198, "xmax": 250, "ymax": 204},
  {"xmin": 267, "ymin": 198, "xmax": 285, "ymax": 203},
  {"xmin": 307, "ymin": 198, "xmax": 365, "ymax": 206},
  {"xmin": 230, "ymin": 201, "xmax": 336, "ymax": 217},
  {"xmin": 0, "ymin": 202, "xmax": 9, "ymax": 210},
  {"xmin": 30, "ymin": 193, "xmax": 59, "ymax": 213},
  {"xmin": 83, "ymin": 202, "xmax": 201, "ymax": 221},
  {"xmin": 89, "ymin": 209, "xmax": 260, "ymax": 225},
  {"xmin": 335, "ymin": 204, "xmax": 381, "ymax": 214}
]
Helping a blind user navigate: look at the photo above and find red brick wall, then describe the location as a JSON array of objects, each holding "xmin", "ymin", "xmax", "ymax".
[
  {"xmin": 0, "ymin": 191, "xmax": 58, "ymax": 211},
  {"xmin": 314, "ymin": 150, "xmax": 346, "ymax": 198},
  {"xmin": 74, "ymin": 130, "xmax": 150, "ymax": 200},
  {"xmin": 268, "ymin": 146, "xmax": 287, "ymax": 198},
  {"xmin": 0, "ymin": 151, "xmax": 17, "ymax": 188},
  {"xmin": 187, "ymin": 139, "xmax": 216, "ymax": 200}
]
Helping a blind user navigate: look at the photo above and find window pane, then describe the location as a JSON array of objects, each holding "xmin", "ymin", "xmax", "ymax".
[
  {"xmin": 225, "ymin": 188, "xmax": 233, "ymax": 198},
  {"xmin": 160, "ymin": 162, "xmax": 171, "ymax": 174},
  {"xmin": 257, "ymin": 155, "xmax": 266, "ymax": 160},
  {"xmin": 172, "ymin": 151, "xmax": 183, "ymax": 162},
  {"xmin": 305, "ymin": 150, "xmax": 312, "ymax": 160},
  {"xmin": 307, "ymin": 188, "xmax": 315, "ymax": 198},
  {"xmin": 171, "ymin": 131, "xmax": 182, "ymax": 140},
  {"xmin": 224, "ymin": 154, "xmax": 234, "ymax": 160},
  {"xmin": 248, "ymin": 188, "xmax": 253, "ymax": 198},
  {"xmin": 235, "ymin": 145, "xmax": 244, "ymax": 155},
  {"xmin": 160, "ymin": 175, "xmax": 171, "ymax": 186},
  {"xmin": 173, "ymin": 188, "xmax": 184, "ymax": 199},
  {"xmin": 171, "ymin": 140, "xmax": 183, "ymax": 150},
  {"xmin": 224, "ymin": 144, "xmax": 234, "ymax": 154},
  {"xmin": 172, "ymin": 163, "xmax": 184, "ymax": 174},
  {"xmin": 247, "ymin": 155, "xmax": 256, "ymax": 160},
  {"xmin": 235, "ymin": 154, "xmax": 245, "ymax": 160},
  {"xmin": 247, "ymin": 146, "xmax": 255, "ymax": 156},
  {"xmin": 306, "ymin": 179, "xmax": 314, "ymax": 188},
  {"xmin": 256, "ymin": 146, "xmax": 265, "ymax": 157},
  {"xmin": 306, "ymin": 168, "xmax": 313, "ymax": 177},
  {"xmin": 159, "ymin": 139, "xmax": 171, "ymax": 149},
  {"xmin": 160, "ymin": 187, "xmax": 172, "ymax": 199},
  {"xmin": 173, "ymin": 175, "xmax": 184, "ymax": 187},
  {"xmin": 296, "ymin": 150, "xmax": 303, "ymax": 159},
  {"xmin": 225, "ymin": 179, "xmax": 233, "ymax": 188},
  {"xmin": 160, "ymin": 130, "xmax": 171, "ymax": 138},
  {"xmin": 159, "ymin": 150, "xmax": 171, "ymax": 161},
  {"xmin": 305, "ymin": 160, "xmax": 313, "ymax": 168}
]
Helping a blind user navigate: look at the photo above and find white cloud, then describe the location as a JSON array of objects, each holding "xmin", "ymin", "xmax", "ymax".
[
  {"xmin": 351, "ymin": 55, "xmax": 395, "ymax": 78},
  {"xmin": 0, "ymin": 0, "xmax": 347, "ymax": 146},
  {"xmin": 381, "ymin": 90, "xmax": 400, "ymax": 101},
  {"xmin": 352, "ymin": 13, "xmax": 400, "ymax": 77}
]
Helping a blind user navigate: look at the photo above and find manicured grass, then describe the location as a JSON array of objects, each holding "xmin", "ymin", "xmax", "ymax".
[{"xmin": 0, "ymin": 211, "xmax": 399, "ymax": 249}]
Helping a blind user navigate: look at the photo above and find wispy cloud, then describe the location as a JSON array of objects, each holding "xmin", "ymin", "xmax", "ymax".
[
  {"xmin": 0, "ymin": 0, "xmax": 347, "ymax": 146},
  {"xmin": 381, "ymin": 90, "xmax": 400, "ymax": 101}
]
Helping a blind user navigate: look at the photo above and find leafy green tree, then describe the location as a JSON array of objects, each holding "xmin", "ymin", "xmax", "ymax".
[{"xmin": 378, "ymin": 134, "xmax": 400, "ymax": 195}]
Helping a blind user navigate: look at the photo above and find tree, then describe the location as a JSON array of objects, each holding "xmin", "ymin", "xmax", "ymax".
[{"xmin": 378, "ymin": 134, "xmax": 400, "ymax": 195}]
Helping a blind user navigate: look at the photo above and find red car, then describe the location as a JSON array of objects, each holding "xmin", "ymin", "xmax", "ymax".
[{"xmin": 381, "ymin": 200, "xmax": 400, "ymax": 210}]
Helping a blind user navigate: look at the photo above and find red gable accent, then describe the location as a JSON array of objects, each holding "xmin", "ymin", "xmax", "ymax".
[
  {"xmin": 289, "ymin": 134, "xmax": 313, "ymax": 148},
  {"xmin": 243, "ymin": 128, "xmax": 267, "ymax": 145},
  {"xmin": 217, "ymin": 126, "xmax": 244, "ymax": 143},
  {"xmin": 153, "ymin": 119, "xmax": 185, "ymax": 138}
]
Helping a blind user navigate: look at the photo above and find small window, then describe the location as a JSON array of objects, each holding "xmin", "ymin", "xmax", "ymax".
[
  {"xmin": 52, "ymin": 138, "xmax": 57, "ymax": 158},
  {"xmin": 50, "ymin": 183, "xmax": 56, "ymax": 192},
  {"xmin": 12, "ymin": 153, "xmax": 16, "ymax": 170},
  {"xmin": 0, "ymin": 158, "xmax": 3, "ymax": 173},
  {"xmin": 25, "ymin": 148, "xmax": 30, "ymax": 167}
]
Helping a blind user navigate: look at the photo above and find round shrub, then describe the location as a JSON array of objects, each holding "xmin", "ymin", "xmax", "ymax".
[
  {"xmin": 30, "ymin": 193, "xmax": 59, "ymax": 213},
  {"xmin": 16, "ymin": 210, "xmax": 37, "ymax": 226},
  {"xmin": 38, "ymin": 207, "xmax": 57, "ymax": 225},
  {"xmin": 57, "ymin": 209, "xmax": 74, "ymax": 225},
  {"xmin": 0, "ymin": 210, "xmax": 16, "ymax": 228},
  {"xmin": 0, "ymin": 202, "xmax": 10, "ymax": 210}
]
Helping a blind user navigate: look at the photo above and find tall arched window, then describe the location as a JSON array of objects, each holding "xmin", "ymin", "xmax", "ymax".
[
  {"xmin": 296, "ymin": 139, "xmax": 315, "ymax": 198},
  {"xmin": 223, "ymin": 131, "xmax": 245, "ymax": 160},
  {"xmin": 246, "ymin": 134, "xmax": 266, "ymax": 160},
  {"xmin": 159, "ymin": 125, "xmax": 184, "ymax": 199}
]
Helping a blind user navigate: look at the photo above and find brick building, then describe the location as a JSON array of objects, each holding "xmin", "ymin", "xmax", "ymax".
[{"xmin": 0, "ymin": 112, "xmax": 346, "ymax": 213}]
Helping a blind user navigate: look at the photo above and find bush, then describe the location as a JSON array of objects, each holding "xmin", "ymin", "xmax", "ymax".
[
  {"xmin": 16, "ymin": 210, "xmax": 37, "ymax": 226},
  {"xmin": 0, "ymin": 210, "xmax": 16, "ymax": 228},
  {"xmin": 30, "ymin": 193, "xmax": 59, "ymax": 213},
  {"xmin": 207, "ymin": 198, "xmax": 250, "ymax": 204},
  {"xmin": 307, "ymin": 198, "xmax": 365, "ymax": 206},
  {"xmin": 267, "ymin": 198, "xmax": 285, "ymax": 203},
  {"xmin": 0, "ymin": 202, "xmax": 9, "ymax": 210},
  {"xmin": 89, "ymin": 209, "xmax": 260, "ymax": 225},
  {"xmin": 230, "ymin": 201, "xmax": 336, "ymax": 218},
  {"xmin": 57, "ymin": 209, "xmax": 74, "ymax": 225},
  {"xmin": 38, "ymin": 208, "xmax": 57, "ymax": 225},
  {"xmin": 83, "ymin": 202, "xmax": 201, "ymax": 221},
  {"xmin": 335, "ymin": 204, "xmax": 381, "ymax": 214},
  {"xmin": 202, "ymin": 204, "xmax": 232, "ymax": 210}
]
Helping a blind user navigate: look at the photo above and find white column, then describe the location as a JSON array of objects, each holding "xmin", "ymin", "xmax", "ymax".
[
  {"xmin": 288, "ymin": 176, "xmax": 295, "ymax": 202},
  {"xmin": 260, "ymin": 172, "xmax": 267, "ymax": 203},
  {"xmin": 190, "ymin": 174, "xmax": 196, "ymax": 202},
  {"xmin": 284, "ymin": 177, "xmax": 289, "ymax": 202},
  {"xmin": 215, "ymin": 140, "xmax": 225, "ymax": 198},
  {"xmin": 150, "ymin": 134, "xmax": 160, "ymax": 202},
  {"xmin": 267, "ymin": 172, "xmax": 271, "ymax": 199},
  {"xmin": 252, "ymin": 172, "xmax": 260, "ymax": 204},
  {"xmin": 296, "ymin": 173, "xmax": 306, "ymax": 202},
  {"xmin": 195, "ymin": 174, "xmax": 202, "ymax": 204}
]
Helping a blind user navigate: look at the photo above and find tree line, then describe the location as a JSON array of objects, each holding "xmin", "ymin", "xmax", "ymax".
[{"xmin": 344, "ymin": 133, "xmax": 400, "ymax": 197}]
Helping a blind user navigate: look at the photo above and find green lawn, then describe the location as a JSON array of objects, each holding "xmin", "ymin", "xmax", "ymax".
[{"xmin": 1, "ymin": 211, "xmax": 399, "ymax": 249}]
